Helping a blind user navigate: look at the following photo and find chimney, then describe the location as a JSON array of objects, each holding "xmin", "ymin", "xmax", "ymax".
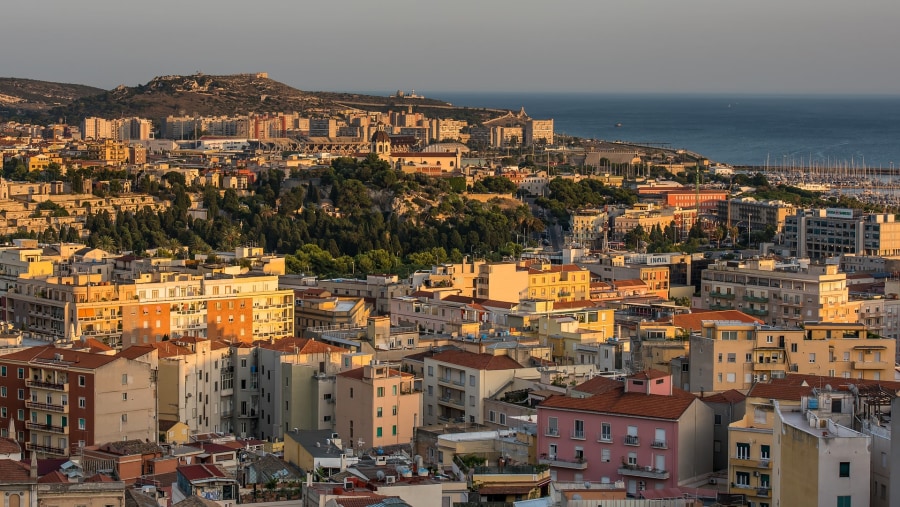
[{"xmin": 30, "ymin": 450, "xmax": 37, "ymax": 480}]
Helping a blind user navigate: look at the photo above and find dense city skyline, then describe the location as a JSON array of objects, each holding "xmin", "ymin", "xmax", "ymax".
[{"xmin": 3, "ymin": 0, "xmax": 899, "ymax": 95}]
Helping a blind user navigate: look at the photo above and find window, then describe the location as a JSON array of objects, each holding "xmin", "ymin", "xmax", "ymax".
[
  {"xmin": 573, "ymin": 420, "xmax": 585, "ymax": 439},
  {"xmin": 427, "ymin": 366, "xmax": 433, "ymax": 377},
  {"xmin": 735, "ymin": 471, "xmax": 750, "ymax": 487},
  {"xmin": 809, "ymin": 353, "xmax": 816, "ymax": 363},
  {"xmin": 0, "ymin": 407, "xmax": 5, "ymax": 418},
  {"xmin": 350, "ymin": 388, "xmax": 354, "ymax": 398},
  {"xmin": 832, "ymin": 398, "xmax": 843, "ymax": 414},
  {"xmin": 736, "ymin": 442, "xmax": 750, "ymax": 460},
  {"xmin": 392, "ymin": 405, "xmax": 397, "ymax": 416},
  {"xmin": 121, "ymin": 414, "xmax": 127, "ymax": 422},
  {"xmin": 791, "ymin": 343, "xmax": 798, "ymax": 352},
  {"xmin": 469, "ymin": 395, "xmax": 475, "ymax": 407},
  {"xmin": 547, "ymin": 417, "xmax": 558, "ymax": 436},
  {"xmin": 377, "ymin": 407, "xmax": 383, "ymax": 418},
  {"xmin": 0, "ymin": 387, "xmax": 5, "ymax": 398},
  {"xmin": 392, "ymin": 425, "xmax": 397, "ymax": 436},
  {"xmin": 16, "ymin": 368, "xmax": 23, "ymax": 379},
  {"xmin": 837, "ymin": 496, "xmax": 851, "ymax": 507},
  {"xmin": 726, "ymin": 372, "xmax": 736, "ymax": 383},
  {"xmin": 499, "ymin": 413, "xmax": 506, "ymax": 426},
  {"xmin": 16, "ymin": 409, "xmax": 23, "ymax": 421},
  {"xmin": 0, "ymin": 366, "xmax": 5, "ymax": 377},
  {"xmin": 839, "ymin": 461, "xmax": 850, "ymax": 477},
  {"xmin": 469, "ymin": 375, "xmax": 475, "ymax": 386},
  {"xmin": 760, "ymin": 444, "xmax": 770, "ymax": 460},
  {"xmin": 122, "ymin": 393, "xmax": 128, "ymax": 401},
  {"xmin": 714, "ymin": 414, "xmax": 722, "ymax": 426},
  {"xmin": 376, "ymin": 427, "xmax": 382, "ymax": 437},
  {"xmin": 489, "ymin": 410, "xmax": 496, "ymax": 422},
  {"xmin": 78, "ymin": 397, "xmax": 86, "ymax": 408},
  {"xmin": 727, "ymin": 353, "xmax": 736, "ymax": 363},
  {"xmin": 601, "ymin": 422, "xmax": 611, "ymax": 441},
  {"xmin": 16, "ymin": 389, "xmax": 23, "ymax": 400},
  {"xmin": 392, "ymin": 385, "xmax": 397, "ymax": 396},
  {"xmin": 78, "ymin": 418, "xmax": 86, "ymax": 430},
  {"xmin": 601, "ymin": 448, "xmax": 610, "ymax": 462},
  {"xmin": 78, "ymin": 375, "xmax": 85, "ymax": 387},
  {"xmin": 377, "ymin": 387, "xmax": 384, "ymax": 397},
  {"xmin": 122, "ymin": 374, "xmax": 128, "ymax": 385}
]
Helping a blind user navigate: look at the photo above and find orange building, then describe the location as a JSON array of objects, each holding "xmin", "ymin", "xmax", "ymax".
[{"xmin": 334, "ymin": 364, "xmax": 420, "ymax": 450}]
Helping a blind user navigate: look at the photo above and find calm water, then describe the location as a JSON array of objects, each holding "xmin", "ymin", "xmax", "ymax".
[{"xmin": 433, "ymin": 93, "xmax": 900, "ymax": 167}]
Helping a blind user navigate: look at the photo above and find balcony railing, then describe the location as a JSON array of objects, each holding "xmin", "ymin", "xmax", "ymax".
[
  {"xmin": 623, "ymin": 435, "xmax": 640, "ymax": 446},
  {"xmin": 26, "ymin": 442, "xmax": 67, "ymax": 455},
  {"xmin": 743, "ymin": 295, "xmax": 768, "ymax": 303},
  {"xmin": 539, "ymin": 454, "xmax": 588, "ymax": 470},
  {"xmin": 759, "ymin": 458, "xmax": 771, "ymax": 468},
  {"xmin": 757, "ymin": 487, "xmax": 771, "ymax": 497},
  {"xmin": 650, "ymin": 440, "xmax": 667, "ymax": 449},
  {"xmin": 852, "ymin": 360, "xmax": 887, "ymax": 370},
  {"xmin": 26, "ymin": 422, "xmax": 67, "ymax": 434},
  {"xmin": 617, "ymin": 464, "xmax": 669, "ymax": 479},
  {"xmin": 26, "ymin": 380, "xmax": 67, "ymax": 391},
  {"xmin": 710, "ymin": 291, "xmax": 735, "ymax": 299},
  {"xmin": 570, "ymin": 430, "xmax": 585, "ymax": 440},
  {"xmin": 25, "ymin": 401, "xmax": 66, "ymax": 413}
]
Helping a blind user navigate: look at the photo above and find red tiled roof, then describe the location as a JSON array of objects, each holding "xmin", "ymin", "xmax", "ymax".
[
  {"xmin": 177, "ymin": 464, "xmax": 227, "ymax": 481},
  {"xmin": 72, "ymin": 338, "xmax": 113, "ymax": 353},
  {"xmin": 38, "ymin": 470, "xmax": 69, "ymax": 483},
  {"xmin": 431, "ymin": 350, "xmax": 523, "ymax": 370},
  {"xmin": 333, "ymin": 495, "xmax": 398, "ymax": 507},
  {"xmin": 0, "ymin": 459, "xmax": 31, "ymax": 483},
  {"xmin": 0, "ymin": 345, "xmax": 117, "ymax": 369},
  {"xmin": 572, "ymin": 376, "xmax": 622, "ymax": 395},
  {"xmin": 85, "ymin": 473, "xmax": 116, "ymax": 482},
  {"xmin": 665, "ymin": 310, "xmax": 763, "ymax": 332},
  {"xmin": 151, "ymin": 342, "xmax": 193, "ymax": 358},
  {"xmin": 478, "ymin": 485, "xmax": 540, "ymax": 495},
  {"xmin": 777, "ymin": 373, "xmax": 900, "ymax": 393},
  {"xmin": 117, "ymin": 345, "xmax": 156, "ymax": 360},
  {"xmin": 258, "ymin": 337, "xmax": 350, "ymax": 355},
  {"xmin": 745, "ymin": 383, "xmax": 813, "ymax": 402},
  {"xmin": 630, "ymin": 369, "xmax": 669, "ymax": 380},
  {"xmin": 702, "ymin": 389, "xmax": 746, "ymax": 404},
  {"xmin": 613, "ymin": 279, "xmax": 648, "ymax": 288},
  {"xmin": 540, "ymin": 385, "xmax": 697, "ymax": 420},
  {"xmin": 187, "ymin": 443, "xmax": 235, "ymax": 455},
  {"xmin": 0, "ymin": 438, "xmax": 20, "ymax": 455}
]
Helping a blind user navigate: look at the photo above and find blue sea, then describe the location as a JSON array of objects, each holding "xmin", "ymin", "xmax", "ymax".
[{"xmin": 431, "ymin": 93, "xmax": 900, "ymax": 168}]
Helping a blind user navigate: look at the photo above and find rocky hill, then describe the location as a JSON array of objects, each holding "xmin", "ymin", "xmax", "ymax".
[{"xmin": 0, "ymin": 78, "xmax": 104, "ymax": 115}]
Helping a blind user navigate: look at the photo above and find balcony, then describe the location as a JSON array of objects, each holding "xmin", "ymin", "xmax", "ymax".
[
  {"xmin": 623, "ymin": 435, "xmax": 640, "ymax": 446},
  {"xmin": 544, "ymin": 428, "xmax": 560, "ymax": 438},
  {"xmin": 437, "ymin": 377, "xmax": 465, "ymax": 388},
  {"xmin": 618, "ymin": 464, "xmax": 670, "ymax": 480},
  {"xmin": 26, "ymin": 442, "xmax": 67, "ymax": 456},
  {"xmin": 26, "ymin": 422, "xmax": 67, "ymax": 434},
  {"xmin": 539, "ymin": 454, "xmax": 588, "ymax": 470},
  {"xmin": 25, "ymin": 401, "xmax": 66, "ymax": 413},
  {"xmin": 26, "ymin": 380, "xmax": 68, "ymax": 392},
  {"xmin": 753, "ymin": 361, "xmax": 783, "ymax": 371},
  {"xmin": 570, "ymin": 430, "xmax": 586, "ymax": 440},
  {"xmin": 756, "ymin": 487, "xmax": 771, "ymax": 497},
  {"xmin": 743, "ymin": 295, "xmax": 769, "ymax": 303},
  {"xmin": 852, "ymin": 360, "xmax": 888, "ymax": 370},
  {"xmin": 709, "ymin": 304, "xmax": 734, "ymax": 311},
  {"xmin": 759, "ymin": 458, "xmax": 771, "ymax": 468},
  {"xmin": 438, "ymin": 396, "xmax": 464, "ymax": 408},
  {"xmin": 745, "ymin": 308, "xmax": 769, "ymax": 317},
  {"xmin": 710, "ymin": 291, "xmax": 735, "ymax": 299},
  {"xmin": 650, "ymin": 440, "xmax": 668, "ymax": 449}
]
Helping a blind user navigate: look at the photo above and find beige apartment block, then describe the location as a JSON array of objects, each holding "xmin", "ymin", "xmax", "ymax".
[
  {"xmin": 698, "ymin": 258, "xmax": 855, "ymax": 327},
  {"xmin": 525, "ymin": 263, "xmax": 590, "ymax": 302},
  {"xmin": 475, "ymin": 262, "xmax": 529, "ymax": 302},
  {"xmin": 785, "ymin": 208, "xmax": 900, "ymax": 259},
  {"xmin": 334, "ymin": 363, "xmax": 420, "ymax": 450},
  {"xmin": 690, "ymin": 321, "xmax": 895, "ymax": 393}
]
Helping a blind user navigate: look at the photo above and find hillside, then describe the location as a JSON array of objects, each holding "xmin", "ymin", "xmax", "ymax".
[
  {"xmin": 0, "ymin": 77, "xmax": 105, "ymax": 114},
  {"xmin": 3, "ymin": 73, "xmax": 505, "ymax": 125}
]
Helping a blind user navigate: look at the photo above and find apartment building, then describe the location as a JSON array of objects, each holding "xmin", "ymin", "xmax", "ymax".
[
  {"xmin": 569, "ymin": 209, "xmax": 608, "ymax": 249},
  {"xmin": 334, "ymin": 363, "xmax": 420, "ymax": 450},
  {"xmin": 773, "ymin": 398, "xmax": 870, "ymax": 507},
  {"xmin": 475, "ymin": 262, "xmax": 529, "ymax": 302},
  {"xmin": 784, "ymin": 207, "xmax": 900, "ymax": 259},
  {"xmin": 479, "ymin": 108, "xmax": 553, "ymax": 147},
  {"xmin": 294, "ymin": 290, "xmax": 370, "ymax": 333},
  {"xmin": 536, "ymin": 372, "xmax": 712, "ymax": 494},
  {"xmin": 698, "ymin": 258, "xmax": 855, "ymax": 327},
  {"xmin": 422, "ymin": 350, "xmax": 531, "ymax": 426},
  {"xmin": 611, "ymin": 204, "xmax": 697, "ymax": 242},
  {"xmin": 690, "ymin": 321, "xmax": 894, "ymax": 393},
  {"xmin": 255, "ymin": 337, "xmax": 357, "ymax": 441},
  {"xmin": 716, "ymin": 197, "xmax": 796, "ymax": 234},
  {"xmin": 315, "ymin": 274, "xmax": 408, "ymax": 315},
  {"xmin": 153, "ymin": 337, "xmax": 232, "ymax": 435},
  {"xmin": 525, "ymin": 263, "xmax": 591, "ymax": 303},
  {"xmin": 0, "ymin": 346, "xmax": 156, "ymax": 457}
]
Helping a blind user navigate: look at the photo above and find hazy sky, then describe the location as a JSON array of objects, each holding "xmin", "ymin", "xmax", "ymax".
[{"xmin": 3, "ymin": 0, "xmax": 899, "ymax": 95}]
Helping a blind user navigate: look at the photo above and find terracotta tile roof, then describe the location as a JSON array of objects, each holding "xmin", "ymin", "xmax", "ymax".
[
  {"xmin": 0, "ymin": 459, "xmax": 31, "ymax": 483},
  {"xmin": 332, "ymin": 495, "xmax": 399, "ymax": 507},
  {"xmin": 187, "ymin": 443, "xmax": 234, "ymax": 455},
  {"xmin": 612, "ymin": 279, "xmax": 648, "ymax": 288},
  {"xmin": 0, "ymin": 345, "xmax": 118, "ymax": 369},
  {"xmin": 210, "ymin": 340, "xmax": 231, "ymax": 351},
  {"xmin": 745, "ymin": 382, "xmax": 813, "ymax": 402},
  {"xmin": 38, "ymin": 470, "xmax": 69, "ymax": 483},
  {"xmin": 71, "ymin": 338, "xmax": 114, "ymax": 353},
  {"xmin": 540, "ymin": 385, "xmax": 698, "ymax": 420},
  {"xmin": 665, "ymin": 310, "xmax": 763, "ymax": 332},
  {"xmin": 337, "ymin": 366, "xmax": 413, "ymax": 380},
  {"xmin": 159, "ymin": 420, "xmax": 183, "ymax": 432},
  {"xmin": 258, "ymin": 337, "xmax": 350, "ymax": 355},
  {"xmin": 117, "ymin": 345, "xmax": 156, "ymax": 360},
  {"xmin": 177, "ymin": 464, "xmax": 227, "ymax": 481},
  {"xmin": 431, "ymin": 350, "xmax": 523, "ymax": 370},
  {"xmin": 85, "ymin": 473, "xmax": 116, "ymax": 482},
  {"xmin": 572, "ymin": 376, "xmax": 622, "ymax": 395},
  {"xmin": 702, "ymin": 389, "xmax": 746, "ymax": 404},
  {"xmin": 151, "ymin": 342, "xmax": 193, "ymax": 358},
  {"xmin": 0, "ymin": 437, "xmax": 20, "ymax": 455}
]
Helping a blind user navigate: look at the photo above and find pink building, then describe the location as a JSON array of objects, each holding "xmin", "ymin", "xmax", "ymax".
[{"xmin": 537, "ymin": 370, "xmax": 713, "ymax": 496}]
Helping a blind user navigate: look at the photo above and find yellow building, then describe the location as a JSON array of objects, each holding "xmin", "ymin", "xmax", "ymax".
[
  {"xmin": 525, "ymin": 263, "xmax": 590, "ymax": 302},
  {"xmin": 690, "ymin": 321, "xmax": 895, "ymax": 393},
  {"xmin": 159, "ymin": 420, "xmax": 191, "ymax": 445},
  {"xmin": 476, "ymin": 262, "xmax": 529, "ymax": 302},
  {"xmin": 87, "ymin": 140, "xmax": 129, "ymax": 165},
  {"xmin": 538, "ymin": 308, "xmax": 615, "ymax": 363},
  {"xmin": 727, "ymin": 381, "xmax": 807, "ymax": 505}
]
